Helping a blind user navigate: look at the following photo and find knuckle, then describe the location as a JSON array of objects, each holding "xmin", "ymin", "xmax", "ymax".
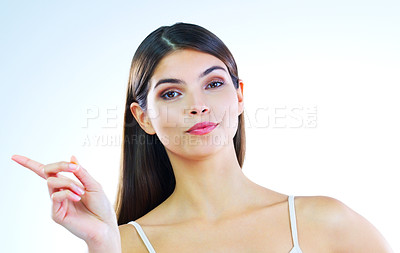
[
  {"xmin": 68, "ymin": 182, "xmax": 76, "ymax": 189},
  {"xmin": 47, "ymin": 177, "xmax": 55, "ymax": 185}
]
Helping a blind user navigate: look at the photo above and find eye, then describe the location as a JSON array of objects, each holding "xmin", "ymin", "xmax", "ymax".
[
  {"xmin": 161, "ymin": 90, "xmax": 181, "ymax": 100},
  {"xmin": 206, "ymin": 80, "xmax": 224, "ymax": 89}
]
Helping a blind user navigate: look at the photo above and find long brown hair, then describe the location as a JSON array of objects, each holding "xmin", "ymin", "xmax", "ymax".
[{"xmin": 115, "ymin": 22, "xmax": 246, "ymax": 225}]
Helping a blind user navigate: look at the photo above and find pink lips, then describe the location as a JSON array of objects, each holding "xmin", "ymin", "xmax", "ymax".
[{"xmin": 186, "ymin": 121, "xmax": 219, "ymax": 135}]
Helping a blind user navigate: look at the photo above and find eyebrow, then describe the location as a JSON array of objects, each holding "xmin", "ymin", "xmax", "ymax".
[{"xmin": 153, "ymin": 65, "xmax": 227, "ymax": 90}]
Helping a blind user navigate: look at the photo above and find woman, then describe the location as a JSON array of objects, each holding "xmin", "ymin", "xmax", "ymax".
[{"xmin": 11, "ymin": 22, "xmax": 393, "ymax": 253}]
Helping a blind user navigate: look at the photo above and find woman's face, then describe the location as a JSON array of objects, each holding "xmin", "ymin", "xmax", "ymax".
[{"xmin": 134, "ymin": 48, "xmax": 243, "ymax": 159}]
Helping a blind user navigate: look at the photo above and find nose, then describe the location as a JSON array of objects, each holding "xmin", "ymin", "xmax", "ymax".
[
  {"xmin": 189, "ymin": 105, "xmax": 209, "ymax": 115},
  {"xmin": 186, "ymin": 93, "xmax": 210, "ymax": 115}
]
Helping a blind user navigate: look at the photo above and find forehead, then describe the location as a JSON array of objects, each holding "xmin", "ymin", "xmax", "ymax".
[{"xmin": 150, "ymin": 49, "xmax": 228, "ymax": 84}]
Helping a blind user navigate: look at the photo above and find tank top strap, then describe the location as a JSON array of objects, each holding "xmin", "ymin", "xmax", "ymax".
[
  {"xmin": 128, "ymin": 221, "xmax": 156, "ymax": 253},
  {"xmin": 288, "ymin": 195, "xmax": 301, "ymax": 248}
]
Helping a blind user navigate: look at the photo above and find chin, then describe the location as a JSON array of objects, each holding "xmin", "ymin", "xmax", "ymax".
[
  {"xmin": 180, "ymin": 147, "xmax": 222, "ymax": 161},
  {"xmin": 169, "ymin": 135, "xmax": 232, "ymax": 159}
]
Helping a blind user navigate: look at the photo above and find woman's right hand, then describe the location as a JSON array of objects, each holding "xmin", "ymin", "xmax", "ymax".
[{"xmin": 11, "ymin": 154, "xmax": 121, "ymax": 252}]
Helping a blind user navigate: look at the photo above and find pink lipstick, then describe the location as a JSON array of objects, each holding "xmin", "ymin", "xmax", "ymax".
[{"xmin": 186, "ymin": 121, "xmax": 219, "ymax": 135}]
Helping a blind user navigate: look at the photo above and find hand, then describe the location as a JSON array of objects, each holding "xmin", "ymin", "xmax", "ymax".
[{"xmin": 11, "ymin": 154, "xmax": 121, "ymax": 251}]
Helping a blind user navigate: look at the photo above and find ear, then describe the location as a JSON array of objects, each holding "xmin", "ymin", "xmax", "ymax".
[
  {"xmin": 130, "ymin": 102, "xmax": 156, "ymax": 135},
  {"xmin": 237, "ymin": 79, "xmax": 244, "ymax": 115}
]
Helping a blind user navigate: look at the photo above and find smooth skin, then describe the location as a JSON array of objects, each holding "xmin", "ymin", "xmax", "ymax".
[
  {"xmin": 12, "ymin": 49, "xmax": 393, "ymax": 252},
  {"xmin": 125, "ymin": 49, "xmax": 393, "ymax": 252}
]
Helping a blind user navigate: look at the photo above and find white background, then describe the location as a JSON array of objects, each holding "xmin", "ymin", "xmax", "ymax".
[{"xmin": 1, "ymin": 0, "xmax": 399, "ymax": 252}]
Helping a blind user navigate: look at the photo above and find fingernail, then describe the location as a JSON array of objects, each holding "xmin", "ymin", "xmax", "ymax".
[
  {"xmin": 71, "ymin": 194, "xmax": 81, "ymax": 201},
  {"xmin": 74, "ymin": 186, "xmax": 85, "ymax": 195},
  {"xmin": 68, "ymin": 163, "xmax": 78, "ymax": 171}
]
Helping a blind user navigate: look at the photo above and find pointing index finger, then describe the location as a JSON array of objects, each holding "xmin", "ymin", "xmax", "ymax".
[{"xmin": 11, "ymin": 154, "xmax": 46, "ymax": 179}]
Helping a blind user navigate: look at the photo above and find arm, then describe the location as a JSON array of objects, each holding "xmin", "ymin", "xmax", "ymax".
[
  {"xmin": 333, "ymin": 198, "xmax": 393, "ymax": 252},
  {"xmin": 87, "ymin": 225, "xmax": 122, "ymax": 253}
]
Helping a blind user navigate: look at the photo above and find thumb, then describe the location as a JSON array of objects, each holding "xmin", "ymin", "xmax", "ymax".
[
  {"xmin": 69, "ymin": 155, "xmax": 101, "ymax": 192},
  {"xmin": 70, "ymin": 155, "xmax": 79, "ymax": 165}
]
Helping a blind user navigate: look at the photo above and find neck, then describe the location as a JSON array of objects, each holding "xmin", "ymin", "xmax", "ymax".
[{"xmin": 164, "ymin": 143, "xmax": 261, "ymax": 223}]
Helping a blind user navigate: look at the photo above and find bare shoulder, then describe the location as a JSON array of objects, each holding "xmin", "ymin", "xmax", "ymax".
[
  {"xmin": 118, "ymin": 223, "xmax": 148, "ymax": 253},
  {"xmin": 295, "ymin": 196, "xmax": 349, "ymax": 224},
  {"xmin": 294, "ymin": 196, "xmax": 393, "ymax": 253}
]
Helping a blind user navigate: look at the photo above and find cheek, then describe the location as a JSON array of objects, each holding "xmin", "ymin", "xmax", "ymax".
[
  {"xmin": 225, "ymin": 103, "xmax": 239, "ymax": 137},
  {"xmin": 150, "ymin": 104, "xmax": 181, "ymax": 134},
  {"xmin": 212, "ymin": 92, "xmax": 239, "ymax": 129}
]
